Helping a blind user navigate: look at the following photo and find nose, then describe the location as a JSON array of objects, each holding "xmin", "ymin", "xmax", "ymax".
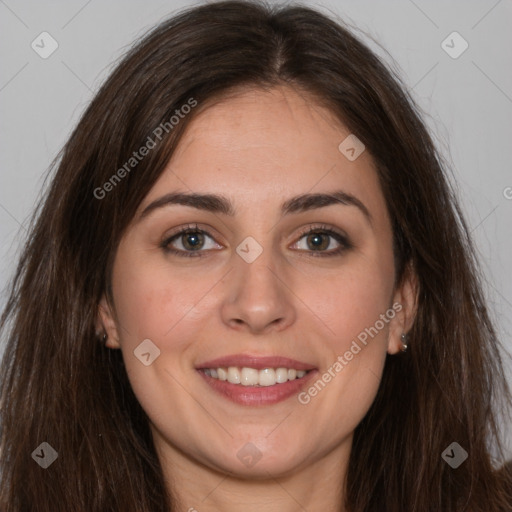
[{"xmin": 220, "ymin": 246, "xmax": 296, "ymax": 335}]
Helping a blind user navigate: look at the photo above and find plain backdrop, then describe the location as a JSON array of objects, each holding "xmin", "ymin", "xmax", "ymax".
[{"xmin": 1, "ymin": 0, "xmax": 511, "ymax": 457}]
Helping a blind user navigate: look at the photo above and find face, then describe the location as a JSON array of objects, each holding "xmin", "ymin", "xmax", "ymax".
[{"xmin": 99, "ymin": 85, "xmax": 416, "ymax": 479}]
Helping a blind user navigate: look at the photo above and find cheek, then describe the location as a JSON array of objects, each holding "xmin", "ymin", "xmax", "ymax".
[
  {"xmin": 109, "ymin": 254, "xmax": 212, "ymax": 434},
  {"xmin": 111, "ymin": 251, "xmax": 210, "ymax": 343},
  {"xmin": 315, "ymin": 258, "xmax": 394, "ymax": 348},
  {"xmin": 301, "ymin": 256, "xmax": 394, "ymax": 422}
]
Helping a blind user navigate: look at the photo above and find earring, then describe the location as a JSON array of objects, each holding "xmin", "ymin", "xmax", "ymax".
[
  {"xmin": 400, "ymin": 333, "xmax": 408, "ymax": 352},
  {"xmin": 97, "ymin": 331, "xmax": 108, "ymax": 344}
]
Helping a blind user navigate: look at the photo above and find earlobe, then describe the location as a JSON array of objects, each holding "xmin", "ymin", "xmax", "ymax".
[
  {"xmin": 96, "ymin": 295, "xmax": 121, "ymax": 349},
  {"xmin": 387, "ymin": 263, "xmax": 419, "ymax": 355}
]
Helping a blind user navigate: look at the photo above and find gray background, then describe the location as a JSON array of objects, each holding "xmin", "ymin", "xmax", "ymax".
[{"xmin": 1, "ymin": 0, "xmax": 511, "ymax": 457}]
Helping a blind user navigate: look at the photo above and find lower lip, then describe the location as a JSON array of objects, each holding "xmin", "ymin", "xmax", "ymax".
[{"xmin": 197, "ymin": 369, "xmax": 318, "ymax": 406}]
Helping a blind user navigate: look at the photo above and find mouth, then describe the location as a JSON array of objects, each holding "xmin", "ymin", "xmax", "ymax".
[
  {"xmin": 199, "ymin": 367, "xmax": 312, "ymax": 386},
  {"xmin": 196, "ymin": 354, "xmax": 317, "ymax": 406}
]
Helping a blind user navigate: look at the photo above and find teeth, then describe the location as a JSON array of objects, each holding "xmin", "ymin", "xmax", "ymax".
[
  {"xmin": 259, "ymin": 368, "xmax": 276, "ymax": 387},
  {"xmin": 203, "ymin": 366, "xmax": 310, "ymax": 386},
  {"xmin": 241, "ymin": 367, "xmax": 258, "ymax": 386},
  {"xmin": 276, "ymin": 368, "xmax": 288, "ymax": 383},
  {"xmin": 227, "ymin": 367, "xmax": 241, "ymax": 384}
]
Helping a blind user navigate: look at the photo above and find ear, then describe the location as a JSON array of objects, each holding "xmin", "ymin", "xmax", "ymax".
[
  {"xmin": 387, "ymin": 263, "xmax": 418, "ymax": 355},
  {"xmin": 97, "ymin": 295, "xmax": 121, "ymax": 349}
]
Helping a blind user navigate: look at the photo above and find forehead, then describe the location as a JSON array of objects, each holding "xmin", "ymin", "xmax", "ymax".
[
  {"xmin": 172, "ymin": 86, "xmax": 351, "ymax": 178},
  {"xmin": 141, "ymin": 86, "xmax": 387, "ymax": 222}
]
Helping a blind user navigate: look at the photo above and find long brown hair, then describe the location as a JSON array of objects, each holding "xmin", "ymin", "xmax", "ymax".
[{"xmin": 1, "ymin": 1, "xmax": 511, "ymax": 510}]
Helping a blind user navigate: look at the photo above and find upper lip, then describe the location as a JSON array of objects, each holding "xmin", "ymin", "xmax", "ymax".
[{"xmin": 196, "ymin": 354, "xmax": 317, "ymax": 371}]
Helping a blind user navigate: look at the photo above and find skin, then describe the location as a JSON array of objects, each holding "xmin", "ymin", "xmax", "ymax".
[{"xmin": 99, "ymin": 85, "xmax": 417, "ymax": 512}]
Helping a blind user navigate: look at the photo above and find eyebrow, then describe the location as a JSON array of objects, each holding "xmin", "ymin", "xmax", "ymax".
[{"xmin": 139, "ymin": 189, "xmax": 373, "ymax": 225}]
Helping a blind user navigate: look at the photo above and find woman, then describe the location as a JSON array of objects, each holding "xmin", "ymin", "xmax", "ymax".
[{"xmin": 1, "ymin": 1, "xmax": 511, "ymax": 510}]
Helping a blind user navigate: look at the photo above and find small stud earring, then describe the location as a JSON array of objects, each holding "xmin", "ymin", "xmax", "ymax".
[{"xmin": 400, "ymin": 333, "xmax": 408, "ymax": 352}]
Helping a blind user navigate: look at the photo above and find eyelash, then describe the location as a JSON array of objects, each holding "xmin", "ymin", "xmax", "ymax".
[{"xmin": 160, "ymin": 223, "xmax": 352, "ymax": 258}]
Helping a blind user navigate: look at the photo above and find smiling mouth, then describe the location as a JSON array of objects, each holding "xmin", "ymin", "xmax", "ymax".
[
  {"xmin": 199, "ymin": 367, "xmax": 312, "ymax": 387},
  {"xmin": 196, "ymin": 354, "xmax": 317, "ymax": 405}
]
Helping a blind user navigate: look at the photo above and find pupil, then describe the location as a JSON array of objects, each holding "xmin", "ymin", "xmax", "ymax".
[
  {"xmin": 184, "ymin": 232, "xmax": 203, "ymax": 250},
  {"xmin": 308, "ymin": 233, "xmax": 327, "ymax": 250}
]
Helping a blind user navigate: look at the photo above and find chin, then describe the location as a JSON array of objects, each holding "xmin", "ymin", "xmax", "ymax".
[{"xmin": 203, "ymin": 440, "xmax": 307, "ymax": 479}]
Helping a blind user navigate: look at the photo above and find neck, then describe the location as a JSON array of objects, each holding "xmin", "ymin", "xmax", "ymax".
[{"xmin": 153, "ymin": 431, "xmax": 351, "ymax": 512}]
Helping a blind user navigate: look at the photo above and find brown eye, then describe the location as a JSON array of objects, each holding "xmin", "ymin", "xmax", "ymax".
[
  {"xmin": 292, "ymin": 226, "xmax": 353, "ymax": 257},
  {"xmin": 179, "ymin": 231, "xmax": 205, "ymax": 251},
  {"xmin": 305, "ymin": 232, "xmax": 331, "ymax": 251},
  {"xmin": 161, "ymin": 225, "xmax": 222, "ymax": 258}
]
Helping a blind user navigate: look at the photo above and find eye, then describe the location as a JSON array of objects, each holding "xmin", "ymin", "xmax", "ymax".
[
  {"xmin": 161, "ymin": 223, "xmax": 352, "ymax": 258},
  {"xmin": 292, "ymin": 225, "xmax": 352, "ymax": 257},
  {"xmin": 161, "ymin": 224, "xmax": 221, "ymax": 257}
]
